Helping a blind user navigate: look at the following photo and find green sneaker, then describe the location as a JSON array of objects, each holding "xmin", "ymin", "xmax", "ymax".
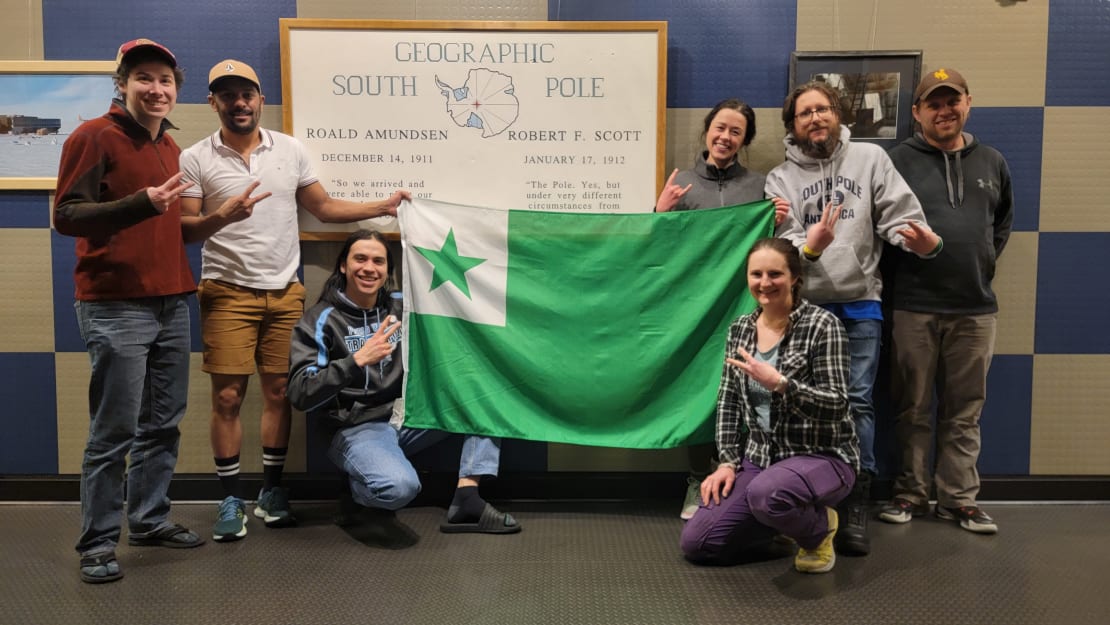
[
  {"xmin": 255, "ymin": 487, "xmax": 296, "ymax": 528},
  {"xmin": 213, "ymin": 496, "xmax": 247, "ymax": 542}
]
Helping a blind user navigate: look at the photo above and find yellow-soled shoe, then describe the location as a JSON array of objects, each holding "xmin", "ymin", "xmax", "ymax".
[{"xmin": 795, "ymin": 506, "xmax": 837, "ymax": 574}]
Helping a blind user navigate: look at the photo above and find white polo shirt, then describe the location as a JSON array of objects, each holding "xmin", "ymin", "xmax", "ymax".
[{"xmin": 180, "ymin": 129, "xmax": 318, "ymax": 289}]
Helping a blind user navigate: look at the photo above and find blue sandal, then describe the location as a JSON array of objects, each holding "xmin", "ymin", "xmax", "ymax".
[
  {"xmin": 80, "ymin": 551, "xmax": 123, "ymax": 584},
  {"xmin": 128, "ymin": 523, "xmax": 205, "ymax": 549}
]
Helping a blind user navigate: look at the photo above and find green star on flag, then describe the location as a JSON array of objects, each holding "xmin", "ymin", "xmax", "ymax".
[{"xmin": 414, "ymin": 229, "xmax": 486, "ymax": 299}]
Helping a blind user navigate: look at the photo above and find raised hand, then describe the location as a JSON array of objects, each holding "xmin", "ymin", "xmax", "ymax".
[
  {"xmin": 655, "ymin": 168, "xmax": 693, "ymax": 213},
  {"xmin": 146, "ymin": 172, "xmax": 194, "ymax": 214},
  {"xmin": 214, "ymin": 180, "xmax": 271, "ymax": 224},
  {"xmin": 804, "ymin": 201, "xmax": 843, "ymax": 254},
  {"xmin": 726, "ymin": 347, "xmax": 781, "ymax": 391},
  {"xmin": 353, "ymin": 315, "xmax": 401, "ymax": 367}
]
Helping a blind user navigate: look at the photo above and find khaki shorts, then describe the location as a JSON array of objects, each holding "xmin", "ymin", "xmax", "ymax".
[{"xmin": 198, "ymin": 279, "xmax": 306, "ymax": 375}]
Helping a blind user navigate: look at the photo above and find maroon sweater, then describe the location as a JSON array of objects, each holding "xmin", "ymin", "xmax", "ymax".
[{"xmin": 54, "ymin": 100, "xmax": 195, "ymax": 301}]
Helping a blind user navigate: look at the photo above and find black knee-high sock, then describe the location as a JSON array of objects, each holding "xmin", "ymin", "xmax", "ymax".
[
  {"xmin": 262, "ymin": 446, "xmax": 287, "ymax": 492},
  {"xmin": 215, "ymin": 455, "xmax": 241, "ymax": 499},
  {"xmin": 446, "ymin": 486, "xmax": 486, "ymax": 523}
]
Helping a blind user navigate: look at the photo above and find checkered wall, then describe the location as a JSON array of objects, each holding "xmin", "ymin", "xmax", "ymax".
[{"xmin": 1, "ymin": 0, "xmax": 1107, "ymax": 477}]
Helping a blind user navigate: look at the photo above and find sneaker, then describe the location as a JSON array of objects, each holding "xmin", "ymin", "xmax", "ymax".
[
  {"xmin": 879, "ymin": 498, "xmax": 928, "ymax": 524},
  {"xmin": 795, "ymin": 507, "xmax": 837, "ymax": 574},
  {"xmin": 936, "ymin": 505, "xmax": 998, "ymax": 534},
  {"xmin": 213, "ymin": 495, "xmax": 247, "ymax": 542},
  {"xmin": 255, "ymin": 486, "xmax": 296, "ymax": 528},
  {"xmin": 680, "ymin": 477, "xmax": 701, "ymax": 520}
]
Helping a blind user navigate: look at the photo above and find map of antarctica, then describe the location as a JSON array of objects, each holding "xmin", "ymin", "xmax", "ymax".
[{"xmin": 435, "ymin": 68, "xmax": 520, "ymax": 138}]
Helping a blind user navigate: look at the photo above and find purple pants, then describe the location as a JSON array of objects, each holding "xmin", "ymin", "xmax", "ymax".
[{"xmin": 680, "ymin": 455, "xmax": 855, "ymax": 564}]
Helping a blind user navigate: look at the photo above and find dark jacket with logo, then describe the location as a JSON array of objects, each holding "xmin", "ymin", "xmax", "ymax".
[
  {"xmin": 287, "ymin": 290, "xmax": 403, "ymax": 426},
  {"xmin": 887, "ymin": 132, "xmax": 1014, "ymax": 314}
]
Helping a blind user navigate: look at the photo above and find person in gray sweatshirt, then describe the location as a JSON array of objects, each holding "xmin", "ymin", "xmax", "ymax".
[
  {"xmin": 880, "ymin": 68, "xmax": 1012, "ymax": 535},
  {"xmin": 767, "ymin": 80, "xmax": 942, "ymax": 556}
]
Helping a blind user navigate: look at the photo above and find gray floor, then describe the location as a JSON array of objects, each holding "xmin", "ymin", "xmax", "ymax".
[{"xmin": 4, "ymin": 500, "xmax": 1109, "ymax": 625}]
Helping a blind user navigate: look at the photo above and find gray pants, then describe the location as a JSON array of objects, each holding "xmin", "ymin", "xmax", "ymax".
[{"xmin": 890, "ymin": 310, "xmax": 996, "ymax": 508}]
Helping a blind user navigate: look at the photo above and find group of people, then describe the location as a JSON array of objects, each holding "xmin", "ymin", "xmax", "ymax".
[
  {"xmin": 54, "ymin": 37, "xmax": 1011, "ymax": 584},
  {"xmin": 55, "ymin": 39, "xmax": 517, "ymax": 585},
  {"xmin": 673, "ymin": 71, "xmax": 1012, "ymax": 573}
]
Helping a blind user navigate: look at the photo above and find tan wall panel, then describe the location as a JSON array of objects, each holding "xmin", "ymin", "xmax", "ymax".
[
  {"xmin": 546, "ymin": 443, "xmax": 688, "ymax": 472},
  {"xmin": 796, "ymin": 0, "xmax": 1048, "ymax": 107},
  {"xmin": 55, "ymin": 352, "xmax": 90, "ymax": 474},
  {"xmin": 415, "ymin": 0, "xmax": 547, "ymax": 21},
  {"xmin": 0, "ymin": 229, "xmax": 54, "ymax": 351},
  {"xmin": 993, "ymin": 231, "xmax": 1036, "ymax": 355},
  {"xmin": 1030, "ymin": 355, "xmax": 1110, "ymax": 475},
  {"xmin": 1039, "ymin": 107, "xmax": 1110, "ymax": 232},
  {"xmin": 0, "ymin": 0, "xmax": 43, "ymax": 59},
  {"xmin": 296, "ymin": 0, "xmax": 417, "ymax": 19},
  {"xmin": 56, "ymin": 353, "xmax": 306, "ymax": 475}
]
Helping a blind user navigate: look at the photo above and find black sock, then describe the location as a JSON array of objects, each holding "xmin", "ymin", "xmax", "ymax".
[
  {"xmin": 262, "ymin": 446, "xmax": 287, "ymax": 492},
  {"xmin": 215, "ymin": 455, "xmax": 240, "ymax": 499},
  {"xmin": 446, "ymin": 486, "xmax": 487, "ymax": 523}
]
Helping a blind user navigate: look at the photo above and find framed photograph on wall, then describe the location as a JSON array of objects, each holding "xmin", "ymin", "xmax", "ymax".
[
  {"xmin": 0, "ymin": 60, "xmax": 117, "ymax": 190},
  {"xmin": 789, "ymin": 50, "xmax": 922, "ymax": 149}
]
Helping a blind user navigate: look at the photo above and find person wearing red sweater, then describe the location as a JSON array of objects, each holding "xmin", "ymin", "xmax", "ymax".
[{"xmin": 54, "ymin": 38, "xmax": 205, "ymax": 584}]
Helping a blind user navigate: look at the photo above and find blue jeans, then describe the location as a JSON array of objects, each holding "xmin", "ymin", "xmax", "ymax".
[
  {"xmin": 681, "ymin": 455, "xmax": 855, "ymax": 563},
  {"xmin": 74, "ymin": 296, "xmax": 191, "ymax": 556},
  {"xmin": 328, "ymin": 420, "xmax": 501, "ymax": 510},
  {"xmin": 843, "ymin": 318, "xmax": 881, "ymax": 474}
]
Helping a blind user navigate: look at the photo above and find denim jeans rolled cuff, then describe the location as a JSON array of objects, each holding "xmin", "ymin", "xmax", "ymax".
[
  {"xmin": 843, "ymin": 318, "xmax": 881, "ymax": 474},
  {"xmin": 74, "ymin": 295, "xmax": 191, "ymax": 555},
  {"xmin": 458, "ymin": 435, "xmax": 501, "ymax": 479}
]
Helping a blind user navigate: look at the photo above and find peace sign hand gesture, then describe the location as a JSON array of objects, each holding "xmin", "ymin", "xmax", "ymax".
[
  {"xmin": 353, "ymin": 315, "xmax": 400, "ymax": 367},
  {"xmin": 146, "ymin": 173, "xmax": 194, "ymax": 214},
  {"xmin": 804, "ymin": 201, "xmax": 842, "ymax": 255}
]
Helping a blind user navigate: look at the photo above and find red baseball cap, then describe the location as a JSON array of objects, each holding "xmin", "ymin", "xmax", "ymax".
[{"xmin": 115, "ymin": 38, "xmax": 177, "ymax": 68}]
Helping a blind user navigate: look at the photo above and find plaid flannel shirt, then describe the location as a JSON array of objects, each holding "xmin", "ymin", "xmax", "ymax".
[{"xmin": 715, "ymin": 300, "xmax": 859, "ymax": 471}]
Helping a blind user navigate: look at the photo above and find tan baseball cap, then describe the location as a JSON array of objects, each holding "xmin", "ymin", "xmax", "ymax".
[{"xmin": 208, "ymin": 59, "xmax": 261, "ymax": 93}]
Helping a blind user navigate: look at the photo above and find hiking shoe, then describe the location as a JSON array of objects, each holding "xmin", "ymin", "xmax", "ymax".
[
  {"xmin": 936, "ymin": 505, "xmax": 998, "ymax": 534},
  {"xmin": 879, "ymin": 498, "xmax": 928, "ymax": 524},
  {"xmin": 834, "ymin": 471, "xmax": 871, "ymax": 556},
  {"xmin": 795, "ymin": 507, "xmax": 838, "ymax": 574},
  {"xmin": 680, "ymin": 477, "xmax": 701, "ymax": 520},
  {"xmin": 213, "ymin": 495, "xmax": 247, "ymax": 542},
  {"xmin": 255, "ymin": 487, "xmax": 296, "ymax": 528}
]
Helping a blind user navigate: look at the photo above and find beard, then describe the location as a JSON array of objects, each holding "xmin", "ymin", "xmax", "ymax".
[{"xmin": 792, "ymin": 123, "xmax": 841, "ymax": 159}]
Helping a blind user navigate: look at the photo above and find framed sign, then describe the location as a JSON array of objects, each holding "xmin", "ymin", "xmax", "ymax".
[
  {"xmin": 789, "ymin": 50, "xmax": 922, "ymax": 149},
  {"xmin": 280, "ymin": 19, "xmax": 667, "ymax": 237},
  {"xmin": 0, "ymin": 61, "xmax": 117, "ymax": 190}
]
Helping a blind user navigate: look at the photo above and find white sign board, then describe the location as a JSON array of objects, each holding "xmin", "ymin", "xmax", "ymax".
[{"xmin": 280, "ymin": 19, "xmax": 666, "ymax": 236}]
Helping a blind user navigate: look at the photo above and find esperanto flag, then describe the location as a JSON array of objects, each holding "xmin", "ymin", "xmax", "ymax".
[{"xmin": 397, "ymin": 198, "xmax": 773, "ymax": 449}]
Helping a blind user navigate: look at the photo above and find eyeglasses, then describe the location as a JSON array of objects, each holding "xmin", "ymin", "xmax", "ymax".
[{"xmin": 795, "ymin": 106, "xmax": 833, "ymax": 122}]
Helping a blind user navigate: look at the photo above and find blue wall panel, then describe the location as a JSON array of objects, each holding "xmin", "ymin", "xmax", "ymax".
[
  {"xmin": 42, "ymin": 0, "xmax": 297, "ymax": 105},
  {"xmin": 50, "ymin": 229, "xmax": 82, "ymax": 352},
  {"xmin": 1046, "ymin": 0, "xmax": 1110, "ymax": 106},
  {"xmin": 970, "ymin": 107, "xmax": 1042, "ymax": 232},
  {"xmin": 0, "ymin": 192, "xmax": 51, "ymax": 228},
  {"xmin": 1035, "ymin": 232, "xmax": 1110, "ymax": 354},
  {"xmin": 979, "ymin": 355, "xmax": 1032, "ymax": 475},
  {"xmin": 0, "ymin": 353, "xmax": 58, "ymax": 473},
  {"xmin": 549, "ymin": 0, "xmax": 797, "ymax": 108}
]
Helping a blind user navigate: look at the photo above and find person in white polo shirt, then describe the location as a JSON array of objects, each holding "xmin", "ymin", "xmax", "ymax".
[{"xmin": 179, "ymin": 59, "xmax": 409, "ymax": 543}]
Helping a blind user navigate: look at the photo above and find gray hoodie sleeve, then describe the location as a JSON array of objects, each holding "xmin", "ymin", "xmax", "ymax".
[{"xmin": 871, "ymin": 154, "xmax": 937, "ymax": 258}]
